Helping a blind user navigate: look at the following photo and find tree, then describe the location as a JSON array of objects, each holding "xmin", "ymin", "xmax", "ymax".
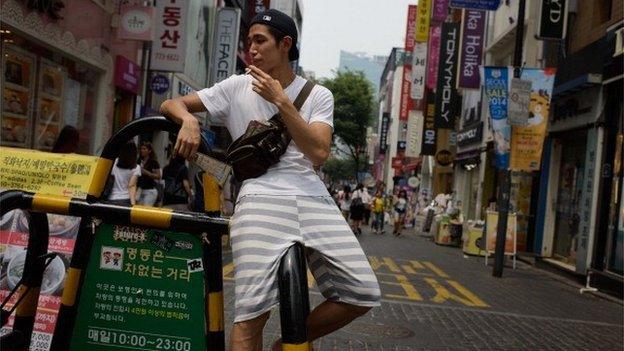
[{"xmin": 321, "ymin": 70, "xmax": 375, "ymax": 181}]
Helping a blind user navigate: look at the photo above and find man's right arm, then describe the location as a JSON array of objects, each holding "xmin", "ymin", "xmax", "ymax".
[{"xmin": 159, "ymin": 93, "xmax": 207, "ymax": 159}]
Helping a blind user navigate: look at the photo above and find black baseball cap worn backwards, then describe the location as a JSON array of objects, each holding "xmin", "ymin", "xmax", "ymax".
[{"xmin": 250, "ymin": 9, "xmax": 299, "ymax": 61}]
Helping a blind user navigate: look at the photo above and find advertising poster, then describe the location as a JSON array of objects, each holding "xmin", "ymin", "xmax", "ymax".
[
  {"xmin": 510, "ymin": 68, "xmax": 556, "ymax": 172},
  {"xmin": 485, "ymin": 211, "xmax": 517, "ymax": 254},
  {"xmin": 482, "ymin": 66, "xmax": 511, "ymax": 169}
]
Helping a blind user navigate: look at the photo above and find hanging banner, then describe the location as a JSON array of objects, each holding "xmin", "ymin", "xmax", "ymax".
[
  {"xmin": 415, "ymin": 0, "xmax": 432, "ymax": 42},
  {"xmin": 426, "ymin": 24, "xmax": 442, "ymax": 90},
  {"xmin": 150, "ymin": 0, "xmax": 189, "ymax": 72},
  {"xmin": 421, "ymin": 91, "xmax": 437, "ymax": 155},
  {"xmin": 458, "ymin": 9, "xmax": 486, "ymax": 89},
  {"xmin": 482, "ymin": 66, "xmax": 512, "ymax": 170},
  {"xmin": 379, "ymin": 113, "xmax": 390, "ymax": 155},
  {"xmin": 400, "ymin": 5, "xmax": 418, "ymax": 121},
  {"xmin": 404, "ymin": 5, "xmax": 418, "ymax": 52},
  {"xmin": 411, "ymin": 42, "xmax": 427, "ymax": 100},
  {"xmin": 508, "ymin": 78, "xmax": 532, "ymax": 126},
  {"xmin": 510, "ymin": 68, "xmax": 556, "ymax": 171},
  {"xmin": 406, "ymin": 111, "xmax": 424, "ymax": 157},
  {"xmin": 537, "ymin": 0, "xmax": 568, "ymax": 40},
  {"xmin": 210, "ymin": 8, "xmax": 242, "ymax": 85},
  {"xmin": 431, "ymin": 0, "xmax": 449, "ymax": 22},
  {"xmin": 434, "ymin": 22, "xmax": 460, "ymax": 129},
  {"xmin": 450, "ymin": 0, "xmax": 501, "ymax": 11}
]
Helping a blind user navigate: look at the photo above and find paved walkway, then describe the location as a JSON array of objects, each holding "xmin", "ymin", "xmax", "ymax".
[{"xmin": 220, "ymin": 223, "xmax": 623, "ymax": 350}]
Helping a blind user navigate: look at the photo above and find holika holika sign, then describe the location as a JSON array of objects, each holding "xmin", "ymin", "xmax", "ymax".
[{"xmin": 434, "ymin": 22, "xmax": 460, "ymax": 129}]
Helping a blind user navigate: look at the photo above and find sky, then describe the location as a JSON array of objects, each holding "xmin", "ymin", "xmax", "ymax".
[{"xmin": 299, "ymin": 0, "xmax": 417, "ymax": 79}]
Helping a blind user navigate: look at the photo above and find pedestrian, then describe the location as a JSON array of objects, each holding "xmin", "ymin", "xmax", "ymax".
[
  {"xmin": 161, "ymin": 155, "xmax": 193, "ymax": 210},
  {"xmin": 51, "ymin": 125, "xmax": 79, "ymax": 153},
  {"xmin": 350, "ymin": 183, "xmax": 366, "ymax": 235},
  {"xmin": 393, "ymin": 189, "xmax": 408, "ymax": 236},
  {"xmin": 159, "ymin": 9, "xmax": 380, "ymax": 351},
  {"xmin": 106, "ymin": 141, "xmax": 140, "ymax": 206},
  {"xmin": 136, "ymin": 142, "xmax": 161, "ymax": 206},
  {"xmin": 361, "ymin": 186, "xmax": 372, "ymax": 226},
  {"xmin": 371, "ymin": 190, "xmax": 385, "ymax": 235},
  {"xmin": 339, "ymin": 185, "xmax": 352, "ymax": 220}
]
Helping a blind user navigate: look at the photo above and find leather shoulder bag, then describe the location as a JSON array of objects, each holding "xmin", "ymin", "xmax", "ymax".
[{"xmin": 226, "ymin": 80, "xmax": 316, "ymax": 181}]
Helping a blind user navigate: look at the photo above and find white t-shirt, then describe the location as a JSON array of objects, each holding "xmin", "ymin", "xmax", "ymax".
[
  {"xmin": 108, "ymin": 159, "xmax": 141, "ymax": 200},
  {"xmin": 197, "ymin": 74, "xmax": 334, "ymax": 199}
]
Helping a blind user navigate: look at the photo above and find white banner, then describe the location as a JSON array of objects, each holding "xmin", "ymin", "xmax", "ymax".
[
  {"xmin": 150, "ymin": 0, "xmax": 188, "ymax": 72},
  {"xmin": 406, "ymin": 110, "xmax": 424, "ymax": 157},
  {"xmin": 210, "ymin": 8, "xmax": 241, "ymax": 85},
  {"xmin": 411, "ymin": 42, "xmax": 427, "ymax": 100}
]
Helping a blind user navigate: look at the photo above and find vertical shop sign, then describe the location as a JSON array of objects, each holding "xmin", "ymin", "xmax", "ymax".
[
  {"xmin": 415, "ymin": 0, "xmax": 431, "ymax": 42},
  {"xmin": 406, "ymin": 111, "xmax": 424, "ymax": 157},
  {"xmin": 151, "ymin": 0, "xmax": 188, "ymax": 72},
  {"xmin": 458, "ymin": 10, "xmax": 485, "ymax": 89},
  {"xmin": 411, "ymin": 43, "xmax": 428, "ymax": 100},
  {"xmin": 400, "ymin": 5, "xmax": 418, "ymax": 121},
  {"xmin": 537, "ymin": 0, "xmax": 568, "ymax": 40},
  {"xmin": 426, "ymin": 24, "xmax": 442, "ymax": 90},
  {"xmin": 576, "ymin": 129, "xmax": 599, "ymax": 273},
  {"xmin": 70, "ymin": 224, "xmax": 207, "ymax": 350},
  {"xmin": 421, "ymin": 92, "xmax": 437, "ymax": 155},
  {"xmin": 379, "ymin": 113, "xmax": 390, "ymax": 154},
  {"xmin": 482, "ymin": 66, "xmax": 511, "ymax": 169},
  {"xmin": 510, "ymin": 68, "xmax": 556, "ymax": 171},
  {"xmin": 431, "ymin": 0, "xmax": 449, "ymax": 22},
  {"xmin": 210, "ymin": 8, "xmax": 241, "ymax": 85},
  {"xmin": 118, "ymin": 5, "xmax": 154, "ymax": 41},
  {"xmin": 434, "ymin": 22, "xmax": 460, "ymax": 129}
]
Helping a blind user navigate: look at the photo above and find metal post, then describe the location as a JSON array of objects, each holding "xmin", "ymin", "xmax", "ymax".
[
  {"xmin": 493, "ymin": 0, "xmax": 525, "ymax": 278},
  {"xmin": 278, "ymin": 244, "xmax": 310, "ymax": 349}
]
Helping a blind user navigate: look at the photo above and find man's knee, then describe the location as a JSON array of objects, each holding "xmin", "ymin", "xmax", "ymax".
[{"xmin": 231, "ymin": 312, "xmax": 270, "ymax": 341}]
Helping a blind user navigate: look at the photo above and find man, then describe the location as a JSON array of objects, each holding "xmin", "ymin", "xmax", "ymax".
[{"xmin": 160, "ymin": 9, "xmax": 380, "ymax": 351}]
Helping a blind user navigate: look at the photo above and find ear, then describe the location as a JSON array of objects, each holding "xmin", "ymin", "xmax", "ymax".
[{"xmin": 281, "ymin": 36, "xmax": 293, "ymax": 55}]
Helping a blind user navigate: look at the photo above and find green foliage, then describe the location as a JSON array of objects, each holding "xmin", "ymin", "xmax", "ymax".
[
  {"xmin": 322, "ymin": 157, "xmax": 354, "ymax": 184},
  {"xmin": 321, "ymin": 70, "xmax": 375, "ymax": 180}
]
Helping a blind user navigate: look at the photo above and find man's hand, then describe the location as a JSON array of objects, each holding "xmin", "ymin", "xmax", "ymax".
[
  {"xmin": 174, "ymin": 116, "xmax": 201, "ymax": 159},
  {"xmin": 248, "ymin": 65, "xmax": 289, "ymax": 106}
]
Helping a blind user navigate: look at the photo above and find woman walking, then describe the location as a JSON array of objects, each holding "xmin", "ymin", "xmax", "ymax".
[
  {"xmin": 371, "ymin": 190, "xmax": 385, "ymax": 234},
  {"xmin": 107, "ymin": 141, "xmax": 141, "ymax": 206},
  {"xmin": 393, "ymin": 189, "xmax": 408, "ymax": 236},
  {"xmin": 350, "ymin": 183, "xmax": 366, "ymax": 235},
  {"xmin": 136, "ymin": 142, "xmax": 161, "ymax": 206}
]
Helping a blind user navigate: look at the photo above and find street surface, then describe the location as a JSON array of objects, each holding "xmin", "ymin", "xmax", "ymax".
[{"xmin": 221, "ymin": 224, "xmax": 624, "ymax": 351}]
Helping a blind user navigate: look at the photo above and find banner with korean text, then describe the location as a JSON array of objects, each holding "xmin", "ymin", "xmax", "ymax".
[
  {"xmin": 510, "ymin": 68, "xmax": 556, "ymax": 171},
  {"xmin": 426, "ymin": 24, "xmax": 442, "ymax": 90},
  {"xmin": 415, "ymin": 0, "xmax": 431, "ymax": 42},
  {"xmin": 151, "ymin": 0, "xmax": 188, "ymax": 72},
  {"xmin": 400, "ymin": 5, "xmax": 418, "ymax": 121},
  {"xmin": 411, "ymin": 42, "xmax": 427, "ymax": 100},
  {"xmin": 406, "ymin": 111, "xmax": 424, "ymax": 157},
  {"xmin": 482, "ymin": 66, "xmax": 512, "ymax": 169},
  {"xmin": 431, "ymin": 0, "xmax": 449, "ymax": 22}
]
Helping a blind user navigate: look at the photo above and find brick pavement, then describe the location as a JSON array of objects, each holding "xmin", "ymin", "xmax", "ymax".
[{"xmin": 221, "ymin": 223, "xmax": 624, "ymax": 350}]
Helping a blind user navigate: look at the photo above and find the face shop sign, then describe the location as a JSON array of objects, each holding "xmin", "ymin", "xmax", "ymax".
[
  {"xmin": 457, "ymin": 122, "xmax": 483, "ymax": 147},
  {"xmin": 211, "ymin": 8, "xmax": 241, "ymax": 84}
]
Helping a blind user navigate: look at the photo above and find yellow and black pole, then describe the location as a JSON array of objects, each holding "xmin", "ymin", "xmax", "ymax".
[{"xmin": 278, "ymin": 243, "xmax": 311, "ymax": 350}]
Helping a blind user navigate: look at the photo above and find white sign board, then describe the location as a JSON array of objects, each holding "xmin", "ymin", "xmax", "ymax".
[
  {"xmin": 406, "ymin": 110, "xmax": 424, "ymax": 157},
  {"xmin": 508, "ymin": 78, "xmax": 532, "ymax": 126},
  {"xmin": 150, "ymin": 0, "xmax": 188, "ymax": 72},
  {"xmin": 411, "ymin": 42, "xmax": 427, "ymax": 100},
  {"xmin": 210, "ymin": 8, "xmax": 241, "ymax": 85}
]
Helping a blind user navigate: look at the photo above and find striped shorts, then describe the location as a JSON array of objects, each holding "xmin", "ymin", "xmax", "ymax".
[{"xmin": 230, "ymin": 195, "xmax": 381, "ymax": 323}]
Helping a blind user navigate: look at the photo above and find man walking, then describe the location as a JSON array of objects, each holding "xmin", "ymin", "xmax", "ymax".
[{"xmin": 159, "ymin": 9, "xmax": 380, "ymax": 351}]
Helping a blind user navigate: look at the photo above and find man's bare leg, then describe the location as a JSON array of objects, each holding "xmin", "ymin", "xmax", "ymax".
[
  {"xmin": 230, "ymin": 311, "xmax": 270, "ymax": 351},
  {"xmin": 272, "ymin": 300, "xmax": 371, "ymax": 350}
]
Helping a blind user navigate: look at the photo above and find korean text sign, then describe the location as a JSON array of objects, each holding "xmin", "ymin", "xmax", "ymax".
[{"xmin": 151, "ymin": 0, "xmax": 188, "ymax": 72}]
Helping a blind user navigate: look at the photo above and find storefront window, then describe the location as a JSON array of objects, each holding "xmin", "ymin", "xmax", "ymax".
[{"xmin": 1, "ymin": 29, "xmax": 100, "ymax": 155}]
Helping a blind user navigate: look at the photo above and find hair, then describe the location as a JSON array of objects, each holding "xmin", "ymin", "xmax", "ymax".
[
  {"xmin": 356, "ymin": 183, "xmax": 364, "ymax": 191},
  {"xmin": 266, "ymin": 26, "xmax": 287, "ymax": 47},
  {"xmin": 52, "ymin": 125, "xmax": 79, "ymax": 153},
  {"xmin": 140, "ymin": 141, "xmax": 157, "ymax": 162},
  {"xmin": 117, "ymin": 141, "xmax": 138, "ymax": 169},
  {"xmin": 399, "ymin": 189, "xmax": 407, "ymax": 198}
]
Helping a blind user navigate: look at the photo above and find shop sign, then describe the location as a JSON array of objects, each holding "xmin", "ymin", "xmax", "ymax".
[
  {"xmin": 392, "ymin": 157, "xmax": 404, "ymax": 169},
  {"xmin": 210, "ymin": 8, "xmax": 241, "ymax": 85},
  {"xmin": 70, "ymin": 224, "xmax": 206, "ymax": 350},
  {"xmin": 431, "ymin": 0, "xmax": 449, "ymax": 22},
  {"xmin": 537, "ymin": 0, "xmax": 568, "ymax": 40},
  {"xmin": 576, "ymin": 129, "xmax": 599, "ymax": 273},
  {"xmin": 408, "ymin": 176, "xmax": 420, "ymax": 188},
  {"xmin": 482, "ymin": 66, "xmax": 511, "ymax": 169},
  {"xmin": 457, "ymin": 122, "xmax": 483, "ymax": 147},
  {"xmin": 23, "ymin": 0, "xmax": 64, "ymax": 20},
  {"xmin": 458, "ymin": 10, "xmax": 485, "ymax": 89},
  {"xmin": 450, "ymin": 0, "xmax": 501, "ymax": 11},
  {"xmin": 397, "ymin": 140, "xmax": 407, "ymax": 151},
  {"xmin": 415, "ymin": 0, "xmax": 431, "ymax": 42},
  {"xmin": 411, "ymin": 42, "xmax": 427, "ymax": 100},
  {"xmin": 434, "ymin": 22, "xmax": 460, "ymax": 129},
  {"xmin": 118, "ymin": 5, "xmax": 154, "ymax": 41},
  {"xmin": 399, "ymin": 5, "xmax": 418, "ymax": 121},
  {"xmin": 151, "ymin": 0, "xmax": 188, "ymax": 72},
  {"xmin": 404, "ymin": 5, "xmax": 418, "ymax": 52},
  {"xmin": 379, "ymin": 113, "xmax": 390, "ymax": 154},
  {"xmin": 426, "ymin": 24, "xmax": 442, "ymax": 90},
  {"xmin": 508, "ymin": 78, "xmax": 532, "ymax": 126},
  {"xmin": 510, "ymin": 68, "xmax": 556, "ymax": 172},
  {"xmin": 421, "ymin": 91, "xmax": 437, "ymax": 155},
  {"xmin": 435, "ymin": 149, "xmax": 454, "ymax": 166},
  {"xmin": 0, "ymin": 147, "xmax": 98, "ymax": 198},
  {"xmin": 150, "ymin": 74, "xmax": 170, "ymax": 95},
  {"xmin": 114, "ymin": 56, "xmax": 141, "ymax": 95},
  {"xmin": 406, "ymin": 111, "xmax": 424, "ymax": 157}
]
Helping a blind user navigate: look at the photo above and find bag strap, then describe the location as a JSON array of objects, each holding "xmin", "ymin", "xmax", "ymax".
[{"xmin": 292, "ymin": 80, "xmax": 316, "ymax": 111}]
